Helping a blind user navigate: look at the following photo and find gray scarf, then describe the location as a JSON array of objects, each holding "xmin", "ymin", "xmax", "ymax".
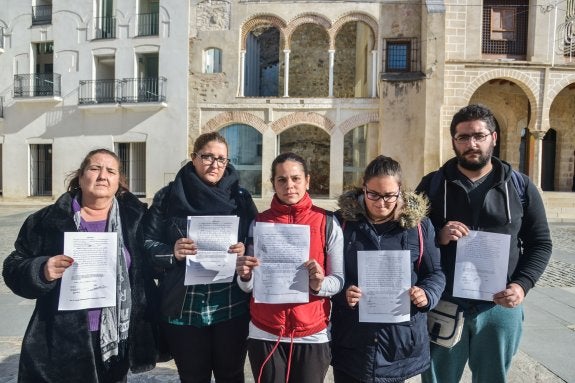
[{"xmin": 73, "ymin": 197, "xmax": 132, "ymax": 363}]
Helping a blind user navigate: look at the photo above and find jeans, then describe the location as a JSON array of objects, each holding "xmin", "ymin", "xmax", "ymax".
[{"xmin": 421, "ymin": 304, "xmax": 523, "ymax": 383}]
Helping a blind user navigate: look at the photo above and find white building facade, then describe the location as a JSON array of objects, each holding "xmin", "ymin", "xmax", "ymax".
[{"xmin": 0, "ymin": 0, "xmax": 189, "ymax": 200}]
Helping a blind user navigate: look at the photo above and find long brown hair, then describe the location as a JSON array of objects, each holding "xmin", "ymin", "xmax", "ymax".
[{"xmin": 66, "ymin": 148, "xmax": 129, "ymax": 196}]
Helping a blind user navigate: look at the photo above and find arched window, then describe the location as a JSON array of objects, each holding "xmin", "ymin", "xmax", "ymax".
[{"xmin": 204, "ymin": 48, "xmax": 222, "ymax": 73}]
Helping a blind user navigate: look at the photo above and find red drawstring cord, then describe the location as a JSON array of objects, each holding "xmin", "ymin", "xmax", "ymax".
[
  {"xmin": 257, "ymin": 328, "xmax": 284, "ymax": 383},
  {"xmin": 285, "ymin": 329, "xmax": 296, "ymax": 383}
]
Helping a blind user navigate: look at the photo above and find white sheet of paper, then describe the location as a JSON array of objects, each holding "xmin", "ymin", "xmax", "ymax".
[
  {"xmin": 253, "ymin": 222, "xmax": 310, "ymax": 304},
  {"xmin": 453, "ymin": 230, "xmax": 511, "ymax": 301},
  {"xmin": 58, "ymin": 232, "xmax": 117, "ymax": 311},
  {"xmin": 184, "ymin": 215, "xmax": 239, "ymax": 285},
  {"xmin": 357, "ymin": 250, "xmax": 411, "ymax": 323}
]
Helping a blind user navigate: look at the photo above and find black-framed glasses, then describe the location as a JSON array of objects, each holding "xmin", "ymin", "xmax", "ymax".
[
  {"xmin": 452, "ymin": 132, "xmax": 492, "ymax": 144},
  {"xmin": 364, "ymin": 187, "xmax": 400, "ymax": 203},
  {"xmin": 194, "ymin": 152, "xmax": 229, "ymax": 167}
]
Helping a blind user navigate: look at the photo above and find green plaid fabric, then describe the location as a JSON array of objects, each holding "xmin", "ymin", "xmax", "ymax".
[{"xmin": 168, "ymin": 282, "xmax": 249, "ymax": 327}]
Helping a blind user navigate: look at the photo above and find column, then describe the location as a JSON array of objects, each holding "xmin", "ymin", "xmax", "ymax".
[
  {"xmin": 283, "ymin": 49, "xmax": 290, "ymax": 97},
  {"xmin": 329, "ymin": 129, "xmax": 344, "ymax": 198},
  {"xmin": 371, "ymin": 50, "xmax": 378, "ymax": 97},
  {"xmin": 531, "ymin": 130, "xmax": 546, "ymax": 189},
  {"xmin": 328, "ymin": 50, "xmax": 335, "ymax": 97},
  {"xmin": 239, "ymin": 50, "xmax": 245, "ymax": 97}
]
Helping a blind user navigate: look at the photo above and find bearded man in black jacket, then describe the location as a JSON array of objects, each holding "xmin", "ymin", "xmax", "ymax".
[{"xmin": 417, "ymin": 104, "xmax": 552, "ymax": 383}]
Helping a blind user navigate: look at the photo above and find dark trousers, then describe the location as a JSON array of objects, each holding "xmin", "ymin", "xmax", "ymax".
[
  {"xmin": 247, "ymin": 338, "xmax": 331, "ymax": 383},
  {"xmin": 161, "ymin": 313, "xmax": 249, "ymax": 383},
  {"xmin": 332, "ymin": 368, "xmax": 405, "ymax": 383}
]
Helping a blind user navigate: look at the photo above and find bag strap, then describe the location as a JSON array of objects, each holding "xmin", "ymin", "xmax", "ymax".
[{"xmin": 417, "ymin": 222, "xmax": 423, "ymax": 271}]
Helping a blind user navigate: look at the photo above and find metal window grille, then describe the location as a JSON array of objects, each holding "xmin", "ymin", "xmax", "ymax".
[
  {"xmin": 32, "ymin": 5, "xmax": 52, "ymax": 25},
  {"xmin": 482, "ymin": 0, "xmax": 528, "ymax": 56},
  {"xmin": 383, "ymin": 39, "xmax": 420, "ymax": 73},
  {"xmin": 137, "ymin": 12, "xmax": 159, "ymax": 36},
  {"xmin": 94, "ymin": 16, "xmax": 116, "ymax": 39},
  {"xmin": 115, "ymin": 143, "xmax": 146, "ymax": 196},
  {"xmin": 563, "ymin": 0, "xmax": 575, "ymax": 58},
  {"xmin": 30, "ymin": 144, "xmax": 52, "ymax": 196}
]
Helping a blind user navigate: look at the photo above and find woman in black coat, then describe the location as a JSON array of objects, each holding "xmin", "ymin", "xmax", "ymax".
[
  {"xmin": 2, "ymin": 149, "xmax": 157, "ymax": 383},
  {"xmin": 330, "ymin": 155, "xmax": 445, "ymax": 383}
]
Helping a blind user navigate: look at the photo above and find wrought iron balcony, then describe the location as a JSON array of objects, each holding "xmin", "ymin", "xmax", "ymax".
[
  {"xmin": 94, "ymin": 17, "xmax": 117, "ymax": 39},
  {"xmin": 137, "ymin": 12, "xmax": 159, "ymax": 36},
  {"xmin": 32, "ymin": 5, "xmax": 52, "ymax": 25},
  {"xmin": 78, "ymin": 79, "xmax": 121, "ymax": 104},
  {"xmin": 13, "ymin": 73, "xmax": 61, "ymax": 98},
  {"xmin": 121, "ymin": 77, "xmax": 166, "ymax": 103},
  {"xmin": 78, "ymin": 77, "xmax": 167, "ymax": 105}
]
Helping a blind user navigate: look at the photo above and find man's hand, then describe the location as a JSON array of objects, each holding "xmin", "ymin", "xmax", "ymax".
[{"xmin": 493, "ymin": 283, "xmax": 525, "ymax": 308}]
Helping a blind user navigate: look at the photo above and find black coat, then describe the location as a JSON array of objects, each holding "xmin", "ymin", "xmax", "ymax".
[
  {"xmin": 416, "ymin": 157, "xmax": 552, "ymax": 299},
  {"xmin": 330, "ymin": 190, "xmax": 445, "ymax": 383},
  {"xmin": 2, "ymin": 192, "xmax": 158, "ymax": 383}
]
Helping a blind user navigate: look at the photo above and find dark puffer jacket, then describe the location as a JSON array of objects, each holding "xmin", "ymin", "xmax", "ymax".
[
  {"xmin": 330, "ymin": 189, "xmax": 445, "ymax": 383},
  {"xmin": 2, "ymin": 191, "xmax": 157, "ymax": 383}
]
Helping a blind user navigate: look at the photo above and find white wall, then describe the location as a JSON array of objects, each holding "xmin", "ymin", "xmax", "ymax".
[{"xmin": 0, "ymin": 0, "xmax": 190, "ymax": 199}]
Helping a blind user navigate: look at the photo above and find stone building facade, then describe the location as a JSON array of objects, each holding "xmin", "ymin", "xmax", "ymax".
[
  {"xmin": 189, "ymin": 0, "xmax": 575, "ymax": 202},
  {"xmin": 0, "ymin": 0, "xmax": 574, "ymax": 203}
]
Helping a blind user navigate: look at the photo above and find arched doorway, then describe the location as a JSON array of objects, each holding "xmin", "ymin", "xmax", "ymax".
[
  {"xmin": 278, "ymin": 125, "xmax": 330, "ymax": 197},
  {"xmin": 219, "ymin": 124, "xmax": 263, "ymax": 197}
]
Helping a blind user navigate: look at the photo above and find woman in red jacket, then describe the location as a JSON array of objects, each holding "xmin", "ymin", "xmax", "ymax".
[{"xmin": 236, "ymin": 152, "xmax": 344, "ymax": 383}]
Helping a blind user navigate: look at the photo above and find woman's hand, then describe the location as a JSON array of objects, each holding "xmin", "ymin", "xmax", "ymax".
[
  {"xmin": 228, "ymin": 242, "xmax": 245, "ymax": 257},
  {"xmin": 236, "ymin": 255, "xmax": 259, "ymax": 281},
  {"xmin": 346, "ymin": 285, "xmax": 362, "ymax": 308},
  {"xmin": 438, "ymin": 221, "xmax": 469, "ymax": 245},
  {"xmin": 305, "ymin": 259, "xmax": 324, "ymax": 294},
  {"xmin": 409, "ymin": 286, "xmax": 428, "ymax": 308},
  {"xmin": 43, "ymin": 255, "xmax": 74, "ymax": 282},
  {"xmin": 173, "ymin": 238, "xmax": 197, "ymax": 261}
]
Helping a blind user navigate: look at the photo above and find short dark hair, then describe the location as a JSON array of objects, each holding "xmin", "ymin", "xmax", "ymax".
[
  {"xmin": 67, "ymin": 148, "xmax": 129, "ymax": 196},
  {"xmin": 449, "ymin": 104, "xmax": 496, "ymax": 137},
  {"xmin": 363, "ymin": 155, "xmax": 402, "ymax": 187},
  {"xmin": 270, "ymin": 152, "xmax": 309, "ymax": 182},
  {"xmin": 192, "ymin": 132, "xmax": 228, "ymax": 156}
]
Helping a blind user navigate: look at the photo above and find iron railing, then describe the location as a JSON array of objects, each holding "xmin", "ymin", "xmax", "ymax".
[
  {"xmin": 78, "ymin": 79, "xmax": 120, "ymax": 104},
  {"xmin": 32, "ymin": 5, "xmax": 52, "ymax": 25},
  {"xmin": 78, "ymin": 77, "xmax": 167, "ymax": 104},
  {"xmin": 121, "ymin": 77, "xmax": 166, "ymax": 103},
  {"xmin": 94, "ymin": 16, "xmax": 117, "ymax": 39},
  {"xmin": 13, "ymin": 73, "xmax": 61, "ymax": 97},
  {"xmin": 137, "ymin": 12, "xmax": 159, "ymax": 36}
]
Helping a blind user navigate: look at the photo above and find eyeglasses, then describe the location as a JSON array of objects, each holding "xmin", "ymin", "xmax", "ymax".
[
  {"xmin": 194, "ymin": 153, "xmax": 229, "ymax": 167},
  {"xmin": 452, "ymin": 132, "xmax": 492, "ymax": 144},
  {"xmin": 364, "ymin": 187, "xmax": 400, "ymax": 203}
]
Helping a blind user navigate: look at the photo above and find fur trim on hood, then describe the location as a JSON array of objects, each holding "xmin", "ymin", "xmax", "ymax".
[{"xmin": 337, "ymin": 188, "xmax": 430, "ymax": 229}]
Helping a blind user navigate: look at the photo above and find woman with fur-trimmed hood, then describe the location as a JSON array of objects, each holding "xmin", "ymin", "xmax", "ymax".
[{"xmin": 330, "ymin": 155, "xmax": 445, "ymax": 383}]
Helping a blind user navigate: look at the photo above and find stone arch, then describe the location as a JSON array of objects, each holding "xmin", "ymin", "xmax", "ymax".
[
  {"xmin": 240, "ymin": 14, "xmax": 287, "ymax": 50},
  {"xmin": 271, "ymin": 112, "xmax": 334, "ymax": 134},
  {"xmin": 461, "ymin": 69, "xmax": 539, "ymax": 131},
  {"xmin": 202, "ymin": 111, "xmax": 268, "ymax": 134},
  {"xmin": 545, "ymin": 74, "xmax": 575, "ymax": 127},
  {"xmin": 285, "ymin": 13, "xmax": 331, "ymax": 48},
  {"xmin": 339, "ymin": 112, "xmax": 379, "ymax": 135},
  {"xmin": 330, "ymin": 12, "xmax": 378, "ymax": 50}
]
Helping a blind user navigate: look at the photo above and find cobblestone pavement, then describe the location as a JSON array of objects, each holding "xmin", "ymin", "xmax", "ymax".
[{"xmin": 0, "ymin": 206, "xmax": 572, "ymax": 383}]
